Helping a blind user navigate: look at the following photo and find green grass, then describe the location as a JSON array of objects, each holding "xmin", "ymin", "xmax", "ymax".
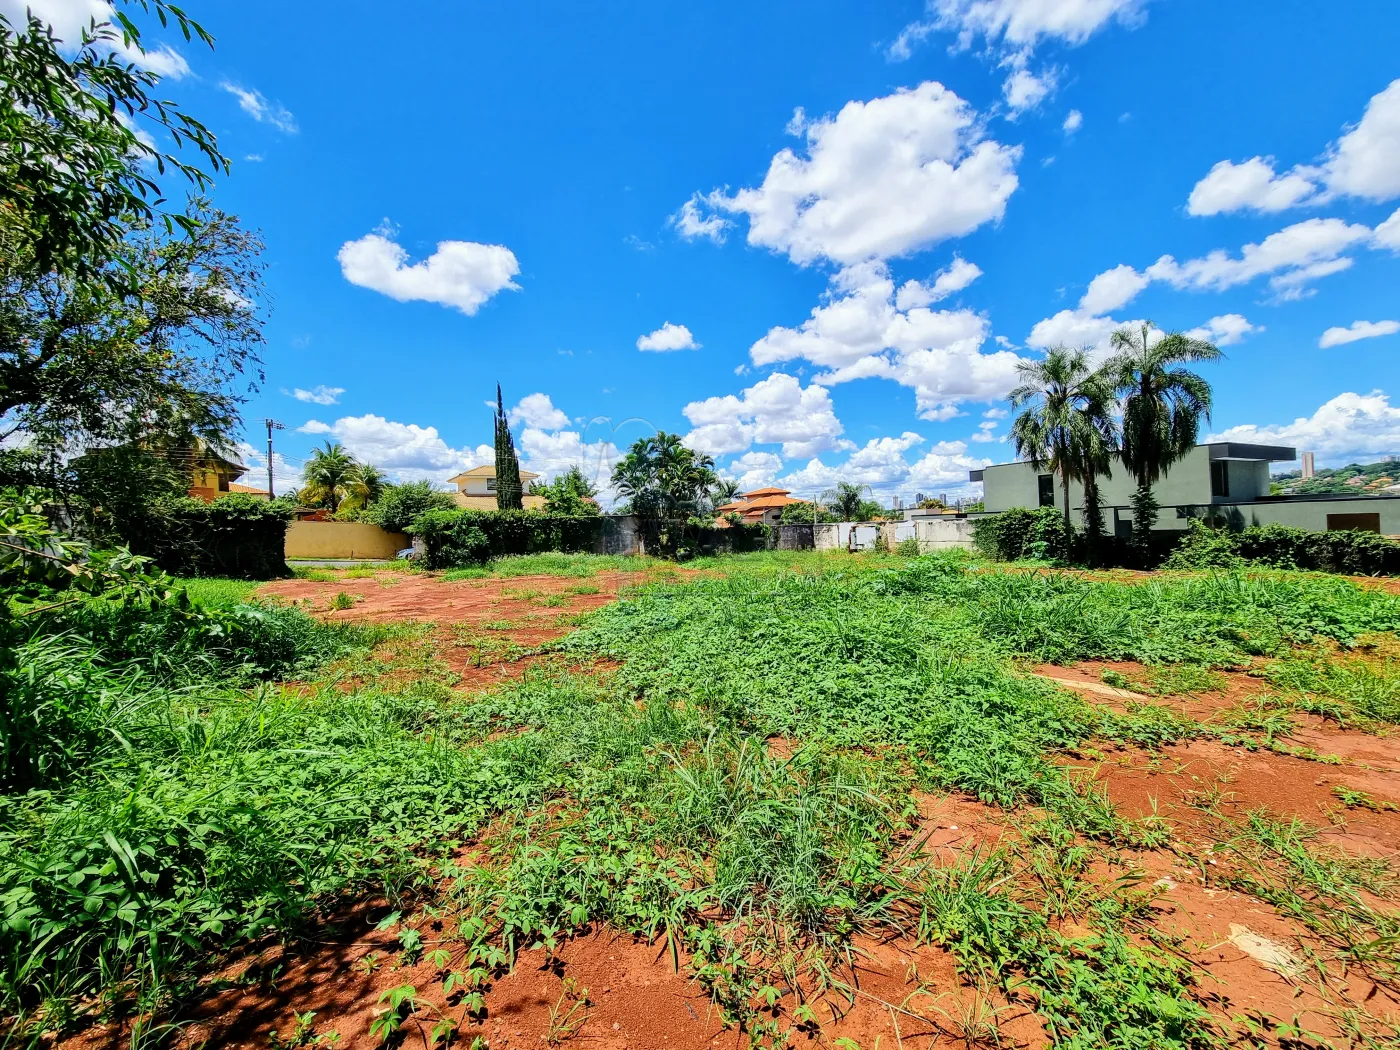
[
  {"xmin": 9, "ymin": 551, "xmax": 1400, "ymax": 1046},
  {"xmin": 440, "ymin": 552, "xmax": 668, "ymax": 581},
  {"xmin": 176, "ymin": 576, "xmax": 260, "ymax": 608}
]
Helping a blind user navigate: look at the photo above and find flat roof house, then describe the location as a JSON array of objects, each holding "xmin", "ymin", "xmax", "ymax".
[
  {"xmin": 446, "ymin": 464, "xmax": 547, "ymax": 511},
  {"xmin": 716, "ymin": 486, "xmax": 809, "ymax": 526},
  {"xmin": 971, "ymin": 442, "xmax": 1400, "ymax": 536}
]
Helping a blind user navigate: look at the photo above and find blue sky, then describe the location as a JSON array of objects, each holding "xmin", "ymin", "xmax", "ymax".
[{"xmin": 15, "ymin": 0, "xmax": 1400, "ymax": 502}]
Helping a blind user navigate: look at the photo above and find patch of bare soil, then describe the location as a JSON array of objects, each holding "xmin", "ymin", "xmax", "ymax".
[{"xmin": 258, "ymin": 571, "xmax": 645, "ymax": 691}]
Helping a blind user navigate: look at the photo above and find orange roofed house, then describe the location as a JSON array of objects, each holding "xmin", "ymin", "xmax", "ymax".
[{"xmin": 716, "ymin": 486, "xmax": 809, "ymax": 526}]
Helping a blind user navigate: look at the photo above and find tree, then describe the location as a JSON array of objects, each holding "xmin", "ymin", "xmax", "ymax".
[
  {"xmin": 364, "ymin": 480, "xmax": 457, "ymax": 532},
  {"xmin": 0, "ymin": 199, "xmax": 266, "ymax": 452},
  {"xmin": 610, "ymin": 431, "xmax": 715, "ymax": 517},
  {"xmin": 1008, "ymin": 346, "xmax": 1116, "ymax": 539},
  {"xmin": 493, "ymin": 384, "xmax": 523, "ymax": 511},
  {"xmin": 1, "ymin": 2, "xmax": 225, "ymax": 281},
  {"xmin": 338, "ymin": 463, "xmax": 387, "ymax": 515},
  {"xmin": 536, "ymin": 465, "xmax": 600, "ymax": 516},
  {"xmin": 1106, "ymin": 322, "xmax": 1220, "ymax": 557},
  {"xmin": 301, "ymin": 442, "xmax": 358, "ymax": 513},
  {"xmin": 711, "ymin": 477, "xmax": 741, "ymax": 507},
  {"xmin": 822, "ymin": 482, "xmax": 868, "ymax": 521}
]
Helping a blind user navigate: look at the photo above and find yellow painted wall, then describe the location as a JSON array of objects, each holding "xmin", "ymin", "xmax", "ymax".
[{"xmin": 285, "ymin": 521, "xmax": 409, "ymax": 560}]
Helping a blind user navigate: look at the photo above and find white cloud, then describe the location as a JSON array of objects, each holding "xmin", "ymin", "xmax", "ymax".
[
  {"xmin": 1144, "ymin": 217, "xmax": 1372, "ymax": 299},
  {"xmin": 1186, "ymin": 157, "xmax": 1320, "ymax": 216},
  {"xmin": 1027, "ymin": 309, "xmax": 1134, "ymax": 354},
  {"xmin": 235, "ymin": 442, "xmax": 298, "ymax": 496},
  {"xmin": 670, "ymin": 195, "xmax": 731, "ymax": 243},
  {"xmin": 1186, "ymin": 79, "xmax": 1400, "ymax": 214},
  {"xmin": 288, "ymin": 385, "xmax": 344, "ymax": 406},
  {"xmin": 779, "ymin": 432, "xmax": 989, "ymax": 502},
  {"xmin": 1322, "ymin": 79, "xmax": 1400, "ymax": 202},
  {"xmin": 682, "ymin": 373, "xmax": 851, "ymax": 459},
  {"xmin": 1318, "ymin": 320, "xmax": 1400, "ymax": 349},
  {"xmin": 1184, "ymin": 314, "xmax": 1260, "ymax": 347},
  {"xmin": 894, "ymin": 256, "xmax": 983, "ymax": 309},
  {"xmin": 724, "ymin": 451, "xmax": 784, "ymax": 491},
  {"xmin": 1003, "ymin": 67, "xmax": 1056, "ymax": 116},
  {"xmin": 1375, "ymin": 208, "xmax": 1400, "ymax": 252},
  {"xmin": 1079, "ymin": 263, "xmax": 1148, "ymax": 314},
  {"xmin": 516, "ymin": 427, "xmax": 622, "ymax": 500},
  {"xmin": 1062, "ymin": 109, "xmax": 1083, "ymax": 133},
  {"xmin": 687, "ymin": 82, "xmax": 1020, "ymax": 266},
  {"xmin": 219, "ymin": 82, "xmax": 296, "ymax": 133},
  {"xmin": 509, "ymin": 392, "xmax": 570, "ymax": 430},
  {"xmin": 337, "ymin": 231, "xmax": 520, "ymax": 315},
  {"xmin": 748, "ymin": 263, "xmax": 1021, "ymax": 421},
  {"xmin": 298, "ymin": 414, "xmax": 493, "ymax": 480},
  {"xmin": 927, "ymin": 0, "xmax": 1147, "ymax": 52},
  {"xmin": 1209, "ymin": 391, "xmax": 1400, "ymax": 462},
  {"xmin": 636, "ymin": 322, "xmax": 700, "ymax": 352},
  {"xmin": 1, "ymin": 0, "xmax": 190, "ymax": 75},
  {"xmin": 983, "ymin": 406, "xmax": 1008, "ymax": 419},
  {"xmin": 970, "ymin": 420, "xmax": 1000, "ymax": 442}
]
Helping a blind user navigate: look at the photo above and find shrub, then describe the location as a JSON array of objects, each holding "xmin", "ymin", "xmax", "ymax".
[
  {"xmin": 895, "ymin": 536, "xmax": 921, "ymax": 557},
  {"xmin": 363, "ymin": 481, "xmax": 458, "ymax": 533},
  {"xmin": 971, "ymin": 507, "xmax": 1072, "ymax": 562},
  {"xmin": 146, "ymin": 494, "xmax": 293, "ymax": 579},
  {"xmin": 1161, "ymin": 519, "xmax": 1243, "ymax": 570},
  {"xmin": 1235, "ymin": 523, "xmax": 1400, "ymax": 576},
  {"xmin": 410, "ymin": 509, "xmax": 603, "ymax": 568}
]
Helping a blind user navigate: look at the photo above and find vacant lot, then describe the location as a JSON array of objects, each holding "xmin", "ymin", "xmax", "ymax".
[{"xmin": 17, "ymin": 551, "xmax": 1400, "ymax": 1049}]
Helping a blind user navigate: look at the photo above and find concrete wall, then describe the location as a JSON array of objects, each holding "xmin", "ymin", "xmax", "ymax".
[
  {"xmin": 772, "ymin": 524, "xmax": 815, "ymax": 550},
  {"xmin": 597, "ymin": 514, "xmax": 642, "ymax": 555},
  {"xmin": 984, "ymin": 446, "xmax": 1278, "ymax": 524},
  {"xmin": 286, "ymin": 521, "xmax": 409, "ymax": 560},
  {"xmin": 915, "ymin": 516, "xmax": 976, "ymax": 551},
  {"xmin": 813, "ymin": 523, "xmax": 841, "ymax": 550},
  {"xmin": 1189, "ymin": 496, "xmax": 1400, "ymax": 536}
]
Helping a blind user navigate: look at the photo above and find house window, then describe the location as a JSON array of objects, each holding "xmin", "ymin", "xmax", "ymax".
[
  {"xmin": 218, "ymin": 475, "xmax": 230, "ymax": 492},
  {"xmin": 486, "ymin": 478, "xmax": 497, "ymax": 492},
  {"xmin": 1037, "ymin": 474, "xmax": 1055, "ymax": 507},
  {"xmin": 1210, "ymin": 460, "xmax": 1230, "ymax": 499}
]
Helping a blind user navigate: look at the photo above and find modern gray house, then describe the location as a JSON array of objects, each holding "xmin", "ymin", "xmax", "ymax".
[{"xmin": 970, "ymin": 443, "xmax": 1400, "ymax": 537}]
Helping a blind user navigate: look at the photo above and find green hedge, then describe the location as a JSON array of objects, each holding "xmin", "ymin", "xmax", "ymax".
[
  {"xmin": 641, "ymin": 518, "xmax": 768, "ymax": 560},
  {"xmin": 140, "ymin": 494, "xmax": 293, "ymax": 579},
  {"xmin": 971, "ymin": 507, "xmax": 1073, "ymax": 562},
  {"xmin": 410, "ymin": 509, "xmax": 604, "ymax": 568},
  {"xmin": 1168, "ymin": 519, "xmax": 1400, "ymax": 576}
]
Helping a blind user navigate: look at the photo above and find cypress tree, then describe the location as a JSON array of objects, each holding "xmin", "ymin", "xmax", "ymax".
[{"xmin": 493, "ymin": 383, "xmax": 523, "ymax": 510}]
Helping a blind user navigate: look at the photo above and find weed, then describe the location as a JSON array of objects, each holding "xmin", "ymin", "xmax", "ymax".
[
  {"xmin": 1332, "ymin": 785, "xmax": 1398, "ymax": 812},
  {"xmin": 545, "ymin": 977, "xmax": 589, "ymax": 1045},
  {"xmin": 329, "ymin": 591, "xmax": 356, "ymax": 611}
]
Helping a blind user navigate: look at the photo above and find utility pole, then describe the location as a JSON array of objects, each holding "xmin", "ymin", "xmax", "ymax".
[{"xmin": 263, "ymin": 418, "xmax": 285, "ymax": 500}]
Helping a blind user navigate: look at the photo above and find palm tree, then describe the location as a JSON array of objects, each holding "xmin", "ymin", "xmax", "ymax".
[
  {"xmin": 822, "ymin": 481, "xmax": 869, "ymax": 521},
  {"xmin": 1105, "ymin": 322, "xmax": 1221, "ymax": 556},
  {"xmin": 1008, "ymin": 346, "xmax": 1116, "ymax": 538},
  {"xmin": 301, "ymin": 441, "xmax": 358, "ymax": 513},
  {"xmin": 340, "ymin": 462, "xmax": 387, "ymax": 514},
  {"xmin": 711, "ymin": 477, "xmax": 742, "ymax": 507}
]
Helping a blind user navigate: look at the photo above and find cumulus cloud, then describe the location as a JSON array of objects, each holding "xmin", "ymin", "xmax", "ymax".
[
  {"xmin": 337, "ymin": 230, "xmax": 520, "ymax": 315},
  {"xmin": 1184, "ymin": 314, "xmax": 1260, "ymax": 347},
  {"xmin": 1186, "ymin": 79, "xmax": 1400, "ymax": 215},
  {"xmin": 1375, "ymin": 208, "xmax": 1400, "ymax": 252},
  {"xmin": 682, "ymin": 373, "xmax": 851, "ymax": 459},
  {"xmin": 509, "ymin": 392, "xmax": 570, "ymax": 430},
  {"xmin": 636, "ymin": 322, "xmax": 700, "ymax": 352},
  {"xmin": 1003, "ymin": 67, "xmax": 1056, "ymax": 116},
  {"xmin": 1145, "ymin": 217, "xmax": 1372, "ymax": 299},
  {"xmin": 287, "ymin": 385, "xmax": 344, "ymax": 405},
  {"xmin": 219, "ymin": 82, "xmax": 296, "ymax": 133},
  {"xmin": 970, "ymin": 420, "xmax": 1000, "ymax": 442},
  {"xmin": 1079, "ymin": 263, "xmax": 1149, "ymax": 315},
  {"xmin": 682, "ymin": 82, "xmax": 1020, "ymax": 267},
  {"xmin": 1319, "ymin": 320, "xmax": 1400, "ymax": 349},
  {"xmin": 748, "ymin": 263, "xmax": 1019, "ymax": 420},
  {"xmin": 1063, "ymin": 109, "xmax": 1083, "ymax": 133},
  {"xmin": 2, "ymin": 0, "xmax": 190, "ymax": 75},
  {"xmin": 1209, "ymin": 391, "xmax": 1400, "ymax": 462},
  {"xmin": 1186, "ymin": 157, "xmax": 1320, "ymax": 216},
  {"xmin": 779, "ymin": 434, "xmax": 989, "ymax": 502},
  {"xmin": 298, "ymin": 414, "xmax": 493, "ymax": 480},
  {"xmin": 891, "ymin": 0, "xmax": 1145, "ymax": 62},
  {"xmin": 1322, "ymin": 78, "xmax": 1400, "ymax": 202},
  {"xmin": 723, "ymin": 451, "xmax": 784, "ymax": 491},
  {"xmin": 670, "ymin": 196, "xmax": 731, "ymax": 243},
  {"xmin": 516, "ymin": 427, "xmax": 622, "ymax": 499}
]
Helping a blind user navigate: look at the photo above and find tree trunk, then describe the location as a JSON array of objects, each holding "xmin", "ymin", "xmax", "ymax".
[{"xmin": 1061, "ymin": 469, "xmax": 1072, "ymax": 538}]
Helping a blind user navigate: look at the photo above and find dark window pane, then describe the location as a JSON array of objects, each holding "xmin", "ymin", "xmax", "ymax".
[
  {"xmin": 1210, "ymin": 461, "xmax": 1230, "ymax": 498},
  {"xmin": 1037, "ymin": 474, "xmax": 1055, "ymax": 507}
]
